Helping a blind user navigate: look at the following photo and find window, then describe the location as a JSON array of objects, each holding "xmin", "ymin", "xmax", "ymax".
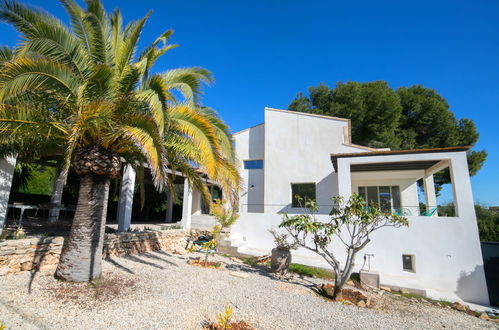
[
  {"xmin": 358, "ymin": 186, "xmax": 401, "ymax": 212},
  {"xmin": 291, "ymin": 183, "xmax": 316, "ymax": 207},
  {"xmin": 243, "ymin": 160, "xmax": 263, "ymax": 169},
  {"xmin": 402, "ymin": 254, "xmax": 415, "ymax": 272}
]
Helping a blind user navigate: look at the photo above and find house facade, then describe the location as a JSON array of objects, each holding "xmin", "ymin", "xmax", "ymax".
[{"xmin": 230, "ymin": 107, "xmax": 489, "ymax": 305}]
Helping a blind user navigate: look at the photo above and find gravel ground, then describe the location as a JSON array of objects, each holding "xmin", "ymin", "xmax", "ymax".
[{"xmin": 0, "ymin": 251, "xmax": 496, "ymax": 330}]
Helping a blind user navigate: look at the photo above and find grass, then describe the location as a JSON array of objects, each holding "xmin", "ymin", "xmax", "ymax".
[
  {"xmin": 289, "ymin": 263, "xmax": 335, "ymax": 280},
  {"xmin": 241, "ymin": 256, "xmax": 262, "ymax": 267},
  {"xmin": 392, "ymin": 290, "xmax": 453, "ymax": 306}
]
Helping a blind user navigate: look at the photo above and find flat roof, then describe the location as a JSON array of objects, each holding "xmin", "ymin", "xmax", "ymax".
[
  {"xmin": 331, "ymin": 146, "xmax": 471, "ymax": 172},
  {"xmin": 264, "ymin": 107, "xmax": 350, "ymax": 122}
]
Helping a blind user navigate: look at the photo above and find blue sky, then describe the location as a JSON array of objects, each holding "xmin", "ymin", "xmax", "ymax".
[{"xmin": 1, "ymin": 0, "xmax": 498, "ymax": 205}]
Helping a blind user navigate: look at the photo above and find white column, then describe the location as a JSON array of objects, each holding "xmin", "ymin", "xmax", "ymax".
[
  {"xmin": 181, "ymin": 178, "xmax": 193, "ymax": 229},
  {"xmin": 448, "ymin": 153, "xmax": 475, "ymax": 219},
  {"xmin": 165, "ymin": 191, "xmax": 174, "ymax": 223},
  {"xmin": 423, "ymin": 174, "xmax": 438, "ymax": 217},
  {"xmin": 0, "ymin": 156, "xmax": 16, "ymax": 234},
  {"xmin": 117, "ymin": 164, "xmax": 136, "ymax": 232},
  {"xmin": 48, "ymin": 166, "xmax": 66, "ymax": 223},
  {"xmin": 337, "ymin": 159, "xmax": 352, "ymax": 199}
]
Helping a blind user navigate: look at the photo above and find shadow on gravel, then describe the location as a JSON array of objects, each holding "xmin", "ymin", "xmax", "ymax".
[
  {"xmin": 122, "ymin": 255, "xmax": 165, "ymax": 270},
  {"xmin": 225, "ymin": 262, "xmax": 319, "ymax": 290},
  {"xmin": 140, "ymin": 252, "xmax": 178, "ymax": 267},
  {"xmin": 0, "ymin": 297, "xmax": 48, "ymax": 329},
  {"xmin": 107, "ymin": 258, "xmax": 135, "ymax": 274},
  {"xmin": 28, "ymin": 237, "xmax": 53, "ymax": 294}
]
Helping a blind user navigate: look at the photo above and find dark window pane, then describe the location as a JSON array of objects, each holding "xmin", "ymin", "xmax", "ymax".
[
  {"xmin": 392, "ymin": 186, "xmax": 401, "ymax": 209},
  {"xmin": 366, "ymin": 186, "xmax": 378, "ymax": 207},
  {"xmin": 379, "ymin": 186, "xmax": 391, "ymax": 211},
  {"xmin": 402, "ymin": 254, "xmax": 415, "ymax": 272},
  {"xmin": 291, "ymin": 183, "xmax": 316, "ymax": 207},
  {"xmin": 358, "ymin": 187, "xmax": 366, "ymax": 201},
  {"xmin": 243, "ymin": 160, "xmax": 263, "ymax": 169}
]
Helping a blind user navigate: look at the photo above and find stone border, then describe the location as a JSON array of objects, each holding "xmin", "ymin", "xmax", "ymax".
[{"xmin": 0, "ymin": 229, "xmax": 194, "ymax": 276}]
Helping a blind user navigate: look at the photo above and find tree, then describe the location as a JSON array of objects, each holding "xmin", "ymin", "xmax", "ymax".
[
  {"xmin": 211, "ymin": 199, "xmax": 239, "ymax": 233},
  {"xmin": 397, "ymin": 85, "xmax": 487, "ymax": 181},
  {"xmin": 279, "ymin": 194, "xmax": 408, "ymax": 300},
  {"xmin": 475, "ymin": 205, "xmax": 499, "ymax": 242},
  {"xmin": 0, "ymin": 0, "xmax": 238, "ymax": 281},
  {"xmin": 289, "ymin": 82, "xmax": 487, "ymax": 188}
]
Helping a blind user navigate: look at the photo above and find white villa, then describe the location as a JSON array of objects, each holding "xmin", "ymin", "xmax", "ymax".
[
  {"xmin": 0, "ymin": 106, "xmax": 490, "ymax": 305},
  {"xmin": 229, "ymin": 107, "xmax": 489, "ymax": 305}
]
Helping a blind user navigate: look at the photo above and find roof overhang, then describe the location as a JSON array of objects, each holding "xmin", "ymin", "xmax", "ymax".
[{"xmin": 331, "ymin": 146, "xmax": 471, "ymax": 172}]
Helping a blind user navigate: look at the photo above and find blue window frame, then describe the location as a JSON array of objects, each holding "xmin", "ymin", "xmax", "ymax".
[{"xmin": 243, "ymin": 159, "xmax": 263, "ymax": 169}]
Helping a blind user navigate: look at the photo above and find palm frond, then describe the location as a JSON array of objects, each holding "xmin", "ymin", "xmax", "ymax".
[{"xmin": 0, "ymin": 57, "xmax": 80, "ymax": 101}]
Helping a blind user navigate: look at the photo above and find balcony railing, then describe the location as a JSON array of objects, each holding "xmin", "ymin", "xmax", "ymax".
[{"xmin": 240, "ymin": 204, "xmax": 457, "ymax": 217}]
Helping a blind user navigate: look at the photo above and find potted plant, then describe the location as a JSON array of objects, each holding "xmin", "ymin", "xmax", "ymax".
[{"xmin": 269, "ymin": 229, "xmax": 298, "ymax": 276}]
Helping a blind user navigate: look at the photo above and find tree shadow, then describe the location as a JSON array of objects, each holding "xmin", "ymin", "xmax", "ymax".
[
  {"xmin": 139, "ymin": 252, "xmax": 178, "ymax": 267},
  {"xmin": 122, "ymin": 254, "xmax": 165, "ymax": 270},
  {"xmin": 455, "ymin": 264, "xmax": 490, "ymax": 305},
  {"xmin": 224, "ymin": 262, "xmax": 319, "ymax": 289},
  {"xmin": 106, "ymin": 257, "xmax": 135, "ymax": 274},
  {"xmin": 28, "ymin": 236, "xmax": 57, "ymax": 294}
]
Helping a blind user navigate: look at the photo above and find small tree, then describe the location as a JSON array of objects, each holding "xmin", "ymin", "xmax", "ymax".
[
  {"xmin": 211, "ymin": 199, "xmax": 239, "ymax": 233},
  {"xmin": 279, "ymin": 194, "xmax": 408, "ymax": 300}
]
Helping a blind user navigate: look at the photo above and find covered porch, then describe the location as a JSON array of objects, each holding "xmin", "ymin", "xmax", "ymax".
[
  {"xmin": 331, "ymin": 146, "xmax": 474, "ymax": 219},
  {"xmin": 0, "ymin": 159, "xmax": 218, "ymax": 235}
]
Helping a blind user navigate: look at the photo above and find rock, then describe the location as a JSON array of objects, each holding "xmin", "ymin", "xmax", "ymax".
[
  {"xmin": 400, "ymin": 288, "xmax": 410, "ymax": 294},
  {"xmin": 230, "ymin": 271, "xmax": 250, "ymax": 279},
  {"xmin": 346, "ymin": 280, "xmax": 355, "ymax": 286},
  {"xmin": 230, "ymin": 257, "xmax": 242, "ymax": 263},
  {"xmin": 0, "ymin": 266, "xmax": 9, "ymax": 275},
  {"xmin": 173, "ymin": 249, "xmax": 187, "ymax": 255},
  {"xmin": 357, "ymin": 300, "xmax": 366, "ymax": 308},
  {"xmin": 452, "ymin": 302, "xmax": 467, "ymax": 312},
  {"xmin": 380, "ymin": 286, "xmax": 391, "ymax": 292},
  {"xmin": 479, "ymin": 313, "xmax": 490, "ymax": 321}
]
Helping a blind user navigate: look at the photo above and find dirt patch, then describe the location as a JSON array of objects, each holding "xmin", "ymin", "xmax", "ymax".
[
  {"xmin": 187, "ymin": 258, "xmax": 225, "ymax": 269},
  {"xmin": 274, "ymin": 282, "xmax": 313, "ymax": 296},
  {"xmin": 46, "ymin": 273, "xmax": 136, "ymax": 309}
]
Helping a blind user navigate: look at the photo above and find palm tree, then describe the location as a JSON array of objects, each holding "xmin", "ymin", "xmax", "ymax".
[{"xmin": 0, "ymin": 0, "xmax": 239, "ymax": 281}]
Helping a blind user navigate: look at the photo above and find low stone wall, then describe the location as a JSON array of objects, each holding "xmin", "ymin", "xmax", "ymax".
[
  {"xmin": 0, "ymin": 229, "xmax": 193, "ymax": 276},
  {"xmin": 103, "ymin": 229, "xmax": 191, "ymax": 258}
]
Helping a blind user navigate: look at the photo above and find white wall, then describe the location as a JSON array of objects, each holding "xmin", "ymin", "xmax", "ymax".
[
  {"xmin": 234, "ymin": 124, "xmax": 265, "ymax": 212},
  {"xmin": 231, "ymin": 212, "xmax": 489, "ymax": 305},
  {"xmin": 263, "ymin": 108, "xmax": 368, "ymax": 214}
]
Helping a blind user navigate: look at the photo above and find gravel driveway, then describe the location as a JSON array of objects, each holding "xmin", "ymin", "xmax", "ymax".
[{"xmin": 0, "ymin": 251, "xmax": 495, "ymax": 329}]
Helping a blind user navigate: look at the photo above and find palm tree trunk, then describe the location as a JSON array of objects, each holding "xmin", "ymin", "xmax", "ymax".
[
  {"xmin": 48, "ymin": 165, "xmax": 66, "ymax": 223},
  {"xmin": 55, "ymin": 174, "xmax": 110, "ymax": 282}
]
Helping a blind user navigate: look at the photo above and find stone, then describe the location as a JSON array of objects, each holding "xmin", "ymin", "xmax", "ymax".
[
  {"xmin": 230, "ymin": 271, "xmax": 250, "ymax": 279},
  {"xmin": 380, "ymin": 286, "xmax": 391, "ymax": 292},
  {"xmin": 0, "ymin": 266, "xmax": 9, "ymax": 275},
  {"xmin": 479, "ymin": 313, "xmax": 490, "ymax": 321},
  {"xmin": 230, "ymin": 257, "xmax": 242, "ymax": 263},
  {"xmin": 400, "ymin": 288, "xmax": 410, "ymax": 294},
  {"xmin": 452, "ymin": 302, "xmax": 467, "ymax": 312},
  {"xmin": 357, "ymin": 300, "xmax": 366, "ymax": 308},
  {"xmin": 173, "ymin": 249, "xmax": 187, "ymax": 255},
  {"xmin": 346, "ymin": 280, "xmax": 355, "ymax": 286},
  {"xmin": 20, "ymin": 261, "xmax": 33, "ymax": 271}
]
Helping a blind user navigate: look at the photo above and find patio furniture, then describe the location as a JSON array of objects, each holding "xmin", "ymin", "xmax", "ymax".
[
  {"xmin": 420, "ymin": 207, "xmax": 438, "ymax": 216},
  {"xmin": 394, "ymin": 208, "xmax": 412, "ymax": 216}
]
